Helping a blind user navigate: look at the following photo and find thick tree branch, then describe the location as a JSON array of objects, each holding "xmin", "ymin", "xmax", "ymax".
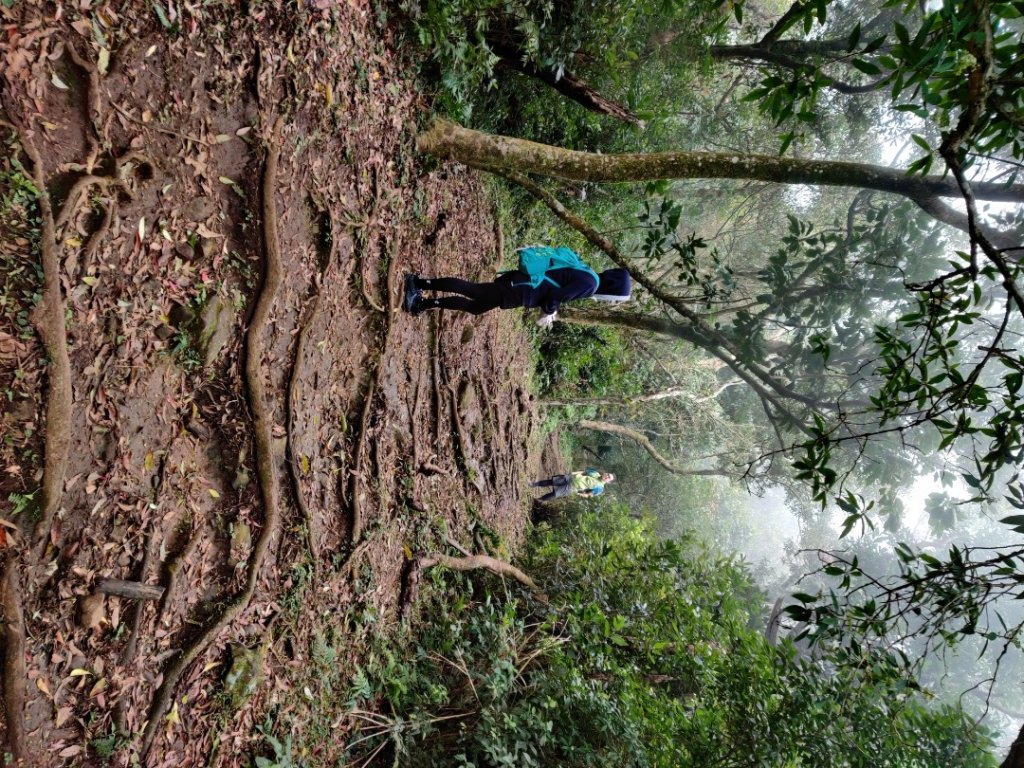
[
  {"xmin": 759, "ymin": 0, "xmax": 810, "ymax": 45},
  {"xmin": 577, "ymin": 419, "xmax": 736, "ymax": 477},
  {"xmin": 416, "ymin": 119, "xmax": 1024, "ymax": 203}
]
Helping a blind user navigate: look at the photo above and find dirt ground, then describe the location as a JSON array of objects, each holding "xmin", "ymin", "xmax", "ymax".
[{"xmin": 0, "ymin": 3, "xmax": 545, "ymax": 765}]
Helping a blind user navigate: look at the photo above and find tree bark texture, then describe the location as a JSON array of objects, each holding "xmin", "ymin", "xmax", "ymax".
[{"xmin": 416, "ymin": 119, "xmax": 1024, "ymax": 203}]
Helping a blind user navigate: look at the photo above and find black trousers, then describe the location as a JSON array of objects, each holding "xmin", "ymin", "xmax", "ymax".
[{"xmin": 416, "ymin": 276, "xmax": 526, "ymax": 315}]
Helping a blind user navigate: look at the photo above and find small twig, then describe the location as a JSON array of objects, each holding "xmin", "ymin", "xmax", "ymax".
[
  {"xmin": 97, "ymin": 578, "xmax": 164, "ymax": 601},
  {"xmin": 110, "ymin": 100, "xmax": 212, "ymax": 146},
  {"xmin": 113, "ymin": 527, "xmax": 157, "ymax": 736},
  {"xmin": 444, "ymin": 536, "xmax": 472, "ymax": 557}
]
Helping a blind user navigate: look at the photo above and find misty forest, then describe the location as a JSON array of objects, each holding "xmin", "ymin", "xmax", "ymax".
[{"xmin": 2, "ymin": 0, "xmax": 1024, "ymax": 765}]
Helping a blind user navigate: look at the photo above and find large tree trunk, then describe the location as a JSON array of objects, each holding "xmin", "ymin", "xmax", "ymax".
[
  {"xmin": 491, "ymin": 42, "xmax": 645, "ymax": 128},
  {"xmin": 416, "ymin": 119, "xmax": 1024, "ymax": 203},
  {"xmin": 1003, "ymin": 722, "xmax": 1024, "ymax": 768}
]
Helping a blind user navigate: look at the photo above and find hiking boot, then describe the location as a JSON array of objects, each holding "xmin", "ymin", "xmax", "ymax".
[
  {"xmin": 409, "ymin": 296, "xmax": 430, "ymax": 316},
  {"xmin": 403, "ymin": 273, "xmax": 422, "ymax": 313}
]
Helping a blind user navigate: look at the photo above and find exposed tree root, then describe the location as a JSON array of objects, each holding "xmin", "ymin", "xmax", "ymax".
[
  {"xmin": 430, "ymin": 315, "xmax": 446, "ymax": 447},
  {"xmin": 14, "ymin": 112, "xmax": 150, "ymax": 557},
  {"xmin": 0, "ymin": 552, "xmax": 27, "ymax": 764},
  {"xmin": 287, "ymin": 213, "xmax": 337, "ymax": 558},
  {"xmin": 336, "ymin": 539, "xmax": 373, "ymax": 581},
  {"xmin": 397, "ymin": 555, "xmax": 422, "ymax": 622},
  {"xmin": 421, "ymin": 555, "xmax": 546, "ymax": 601},
  {"xmin": 138, "ymin": 130, "xmax": 285, "ymax": 761},
  {"xmin": 360, "ymin": 272, "xmax": 386, "ymax": 313},
  {"xmin": 400, "ymin": 550, "xmax": 548, "ymax": 619},
  {"xmin": 491, "ymin": 198, "xmax": 504, "ymax": 271},
  {"xmin": 385, "ymin": 240, "xmax": 402, "ymax": 314},
  {"xmin": 450, "ymin": 381, "xmax": 484, "ymax": 493},
  {"xmin": 288, "ymin": 353, "xmax": 316, "ymax": 549},
  {"xmin": 114, "ymin": 522, "xmax": 157, "ymax": 737},
  {"xmin": 119, "ymin": 450, "xmax": 163, "ymax": 651},
  {"xmin": 407, "ymin": 361, "xmax": 425, "ymax": 504},
  {"xmin": 75, "ymin": 198, "xmax": 117, "ymax": 278},
  {"xmin": 420, "ymin": 462, "xmax": 453, "ymax": 478},
  {"xmin": 349, "ymin": 236, "xmax": 400, "ymax": 543},
  {"xmin": 66, "ymin": 43, "xmax": 104, "ymax": 160},
  {"xmin": 156, "ymin": 517, "xmax": 202, "ymax": 622},
  {"xmin": 449, "ymin": 386, "xmax": 470, "ymax": 466},
  {"xmin": 20, "ymin": 130, "xmax": 73, "ymax": 556},
  {"xmin": 350, "ymin": 370, "xmax": 378, "ymax": 544},
  {"xmin": 54, "ymin": 174, "xmax": 130, "ymax": 230}
]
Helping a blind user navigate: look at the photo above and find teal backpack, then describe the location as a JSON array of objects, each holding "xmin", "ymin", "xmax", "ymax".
[{"xmin": 508, "ymin": 246, "xmax": 600, "ymax": 290}]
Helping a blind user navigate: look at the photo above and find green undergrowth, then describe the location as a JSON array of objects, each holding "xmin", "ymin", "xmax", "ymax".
[
  {"xmin": 488, "ymin": 180, "xmax": 650, "ymax": 403},
  {"xmin": 338, "ymin": 502, "xmax": 995, "ymax": 767},
  {"xmin": 530, "ymin": 320, "xmax": 634, "ymax": 399}
]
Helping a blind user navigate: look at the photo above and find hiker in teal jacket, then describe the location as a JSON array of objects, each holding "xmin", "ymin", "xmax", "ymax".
[
  {"xmin": 531, "ymin": 469, "xmax": 615, "ymax": 502},
  {"xmin": 403, "ymin": 247, "xmax": 631, "ymax": 324}
]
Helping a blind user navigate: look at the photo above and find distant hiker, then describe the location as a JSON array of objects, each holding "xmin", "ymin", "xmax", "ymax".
[
  {"xmin": 531, "ymin": 469, "xmax": 615, "ymax": 502},
  {"xmin": 403, "ymin": 245, "xmax": 631, "ymax": 324}
]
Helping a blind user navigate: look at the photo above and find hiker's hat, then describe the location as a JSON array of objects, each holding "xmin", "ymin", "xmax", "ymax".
[{"xmin": 592, "ymin": 269, "xmax": 631, "ymax": 302}]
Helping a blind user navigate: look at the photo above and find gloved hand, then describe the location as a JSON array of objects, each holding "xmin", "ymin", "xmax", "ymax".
[{"xmin": 536, "ymin": 312, "xmax": 558, "ymax": 328}]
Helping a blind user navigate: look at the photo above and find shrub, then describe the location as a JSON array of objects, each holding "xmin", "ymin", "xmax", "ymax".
[{"xmin": 343, "ymin": 504, "xmax": 995, "ymax": 766}]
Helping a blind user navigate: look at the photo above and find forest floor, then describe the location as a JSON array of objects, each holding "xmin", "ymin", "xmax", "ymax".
[{"xmin": 0, "ymin": 2, "xmax": 546, "ymax": 765}]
